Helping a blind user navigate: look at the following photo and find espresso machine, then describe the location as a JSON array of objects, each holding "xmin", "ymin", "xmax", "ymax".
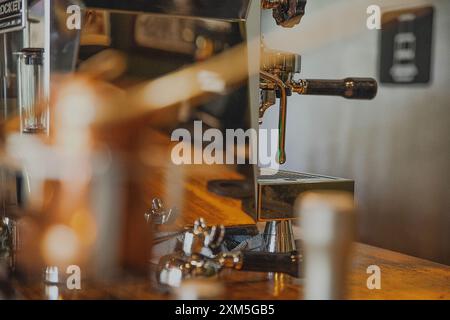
[{"xmin": 0, "ymin": 0, "xmax": 377, "ymax": 289}]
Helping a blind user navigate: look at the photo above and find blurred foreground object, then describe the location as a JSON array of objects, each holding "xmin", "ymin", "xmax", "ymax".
[{"xmin": 298, "ymin": 192, "xmax": 355, "ymax": 300}]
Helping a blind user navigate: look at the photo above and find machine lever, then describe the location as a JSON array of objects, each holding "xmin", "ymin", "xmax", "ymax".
[{"xmin": 293, "ymin": 78, "xmax": 378, "ymax": 100}]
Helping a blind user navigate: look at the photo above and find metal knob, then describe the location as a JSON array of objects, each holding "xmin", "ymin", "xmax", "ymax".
[
  {"xmin": 44, "ymin": 266, "xmax": 60, "ymax": 284},
  {"xmin": 266, "ymin": 0, "xmax": 307, "ymax": 28},
  {"xmin": 183, "ymin": 218, "xmax": 225, "ymax": 257},
  {"xmin": 262, "ymin": 48, "xmax": 301, "ymax": 83},
  {"xmin": 144, "ymin": 198, "xmax": 177, "ymax": 225}
]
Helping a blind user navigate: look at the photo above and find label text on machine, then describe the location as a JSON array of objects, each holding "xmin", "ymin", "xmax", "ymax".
[{"xmin": 0, "ymin": 0, "xmax": 25, "ymax": 33}]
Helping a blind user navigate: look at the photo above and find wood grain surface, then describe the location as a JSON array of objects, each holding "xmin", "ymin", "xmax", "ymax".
[
  {"xmin": 12, "ymin": 243, "xmax": 450, "ymax": 300},
  {"xmin": 9, "ymin": 128, "xmax": 450, "ymax": 300}
]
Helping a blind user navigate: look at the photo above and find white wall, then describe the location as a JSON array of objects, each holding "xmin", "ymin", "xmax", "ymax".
[{"xmin": 261, "ymin": 0, "xmax": 450, "ymax": 263}]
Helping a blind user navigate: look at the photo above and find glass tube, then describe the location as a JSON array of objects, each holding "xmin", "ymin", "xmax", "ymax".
[{"xmin": 17, "ymin": 48, "xmax": 47, "ymax": 134}]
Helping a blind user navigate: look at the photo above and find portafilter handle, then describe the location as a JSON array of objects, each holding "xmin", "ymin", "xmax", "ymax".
[{"xmin": 218, "ymin": 251, "xmax": 302, "ymax": 278}]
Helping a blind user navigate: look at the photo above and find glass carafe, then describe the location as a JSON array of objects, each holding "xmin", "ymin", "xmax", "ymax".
[{"xmin": 17, "ymin": 48, "xmax": 47, "ymax": 134}]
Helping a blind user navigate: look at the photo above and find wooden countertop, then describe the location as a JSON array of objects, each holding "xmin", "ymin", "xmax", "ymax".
[
  {"xmin": 13, "ymin": 242, "xmax": 450, "ymax": 300},
  {"xmin": 8, "ymin": 128, "xmax": 450, "ymax": 300}
]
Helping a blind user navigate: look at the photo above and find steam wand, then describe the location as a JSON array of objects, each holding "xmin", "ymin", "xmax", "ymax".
[{"xmin": 260, "ymin": 50, "xmax": 378, "ymax": 164}]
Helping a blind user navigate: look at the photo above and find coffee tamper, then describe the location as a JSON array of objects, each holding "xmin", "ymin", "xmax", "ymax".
[{"xmin": 298, "ymin": 192, "xmax": 355, "ymax": 300}]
